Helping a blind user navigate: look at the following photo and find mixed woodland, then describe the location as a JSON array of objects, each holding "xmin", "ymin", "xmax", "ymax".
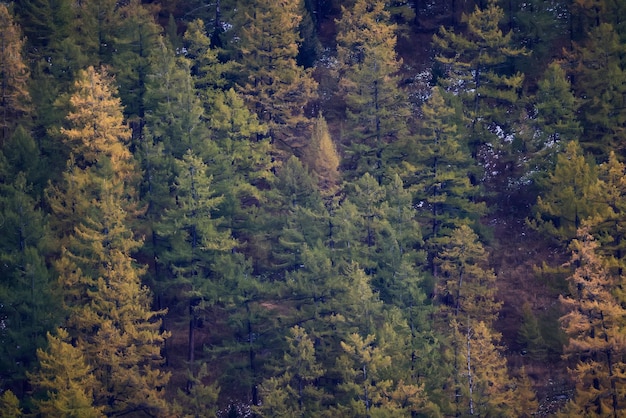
[{"xmin": 2, "ymin": 0, "xmax": 626, "ymax": 416}]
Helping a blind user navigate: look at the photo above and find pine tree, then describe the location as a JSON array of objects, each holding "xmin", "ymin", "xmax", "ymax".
[
  {"xmin": 46, "ymin": 67, "xmax": 171, "ymax": 416},
  {"xmin": 0, "ymin": 4, "xmax": 31, "ymax": 143},
  {"xmin": 72, "ymin": 0, "xmax": 119, "ymax": 65},
  {"xmin": 255, "ymin": 326, "xmax": 326, "ymax": 417},
  {"xmin": 268, "ymin": 155, "xmax": 326, "ymax": 273},
  {"xmin": 528, "ymin": 61, "xmax": 582, "ymax": 179},
  {"xmin": 334, "ymin": 0, "xmax": 410, "ymax": 183},
  {"xmin": 0, "ymin": 172, "xmax": 58, "ymax": 393},
  {"xmin": 517, "ymin": 302, "xmax": 547, "ymax": 360},
  {"xmin": 403, "ymin": 87, "xmax": 485, "ymax": 276},
  {"xmin": 175, "ymin": 363, "xmax": 220, "ymax": 418},
  {"xmin": 559, "ymin": 227, "xmax": 626, "ymax": 417},
  {"xmin": 335, "ymin": 333, "xmax": 393, "ymax": 416},
  {"xmin": 113, "ymin": 0, "xmax": 162, "ymax": 125},
  {"xmin": 565, "ymin": 22, "xmax": 626, "ymax": 158},
  {"xmin": 589, "ymin": 151, "xmax": 626, "ymax": 273},
  {"xmin": 434, "ymin": 225, "xmax": 526, "ymax": 416},
  {"xmin": 13, "ymin": 0, "xmax": 85, "ymax": 184},
  {"xmin": 234, "ymin": 0, "xmax": 318, "ymax": 153},
  {"xmin": 156, "ymin": 150, "xmax": 235, "ymax": 365},
  {"xmin": 144, "ymin": 36, "xmax": 211, "ymax": 159},
  {"xmin": 206, "ymin": 87, "xmax": 274, "ymax": 268},
  {"xmin": 530, "ymin": 141, "xmax": 605, "ymax": 243},
  {"xmin": 433, "ymin": 0, "xmax": 527, "ymax": 158},
  {"xmin": 436, "ymin": 225, "xmax": 501, "ymax": 326},
  {"xmin": 509, "ymin": 0, "xmax": 569, "ymax": 77},
  {"xmin": 182, "ymin": 19, "xmax": 232, "ymax": 98}
]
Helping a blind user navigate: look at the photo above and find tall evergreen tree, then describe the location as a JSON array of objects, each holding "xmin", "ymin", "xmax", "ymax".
[
  {"xmin": 527, "ymin": 61, "xmax": 582, "ymax": 179},
  {"xmin": 113, "ymin": 0, "xmax": 163, "ymax": 127},
  {"xmin": 433, "ymin": 0, "xmax": 527, "ymax": 160},
  {"xmin": 303, "ymin": 113, "xmax": 341, "ymax": 196},
  {"xmin": 73, "ymin": 0, "xmax": 119, "ymax": 65},
  {"xmin": 0, "ymin": 172, "xmax": 58, "ymax": 394},
  {"xmin": 156, "ymin": 149, "xmax": 235, "ymax": 365},
  {"xmin": 589, "ymin": 151, "xmax": 626, "ymax": 273},
  {"xmin": 255, "ymin": 325, "xmax": 327, "ymax": 417},
  {"xmin": 403, "ymin": 87, "xmax": 485, "ymax": 276},
  {"xmin": 434, "ymin": 225, "xmax": 527, "ymax": 416},
  {"xmin": 565, "ymin": 22, "xmax": 626, "ymax": 158},
  {"xmin": 0, "ymin": 4, "xmax": 31, "ymax": 143},
  {"xmin": 334, "ymin": 0, "xmax": 410, "ymax": 183},
  {"xmin": 530, "ymin": 141, "xmax": 604, "ymax": 243},
  {"xmin": 234, "ymin": 0, "xmax": 318, "ymax": 154}
]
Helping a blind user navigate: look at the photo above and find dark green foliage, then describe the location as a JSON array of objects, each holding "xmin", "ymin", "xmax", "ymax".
[
  {"xmin": 0, "ymin": 172, "xmax": 59, "ymax": 395},
  {"xmin": 565, "ymin": 23, "xmax": 626, "ymax": 158},
  {"xmin": 434, "ymin": 0, "xmax": 527, "ymax": 160},
  {"xmin": 527, "ymin": 61, "xmax": 582, "ymax": 181},
  {"xmin": 334, "ymin": 0, "xmax": 409, "ymax": 182},
  {"xmin": 517, "ymin": 302, "xmax": 547, "ymax": 360},
  {"xmin": 402, "ymin": 87, "xmax": 485, "ymax": 275},
  {"xmin": 113, "ymin": 0, "xmax": 163, "ymax": 123},
  {"xmin": 3, "ymin": 0, "xmax": 626, "ymax": 415}
]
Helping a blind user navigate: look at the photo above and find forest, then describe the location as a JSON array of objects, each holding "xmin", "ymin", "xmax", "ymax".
[{"xmin": 1, "ymin": 0, "xmax": 626, "ymax": 416}]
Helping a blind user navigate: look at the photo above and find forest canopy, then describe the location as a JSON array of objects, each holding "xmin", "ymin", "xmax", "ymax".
[{"xmin": 1, "ymin": 0, "xmax": 626, "ymax": 417}]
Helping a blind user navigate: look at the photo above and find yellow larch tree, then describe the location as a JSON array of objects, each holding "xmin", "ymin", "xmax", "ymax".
[
  {"xmin": 559, "ymin": 227, "xmax": 626, "ymax": 417},
  {"xmin": 0, "ymin": 4, "xmax": 31, "ymax": 142},
  {"xmin": 43, "ymin": 66, "xmax": 172, "ymax": 416}
]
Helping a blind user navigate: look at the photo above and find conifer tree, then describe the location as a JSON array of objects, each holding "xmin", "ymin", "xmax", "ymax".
[
  {"xmin": 255, "ymin": 326, "xmax": 326, "ymax": 416},
  {"xmin": 434, "ymin": 225, "xmax": 526, "ymax": 416},
  {"xmin": 433, "ymin": 0, "xmax": 527, "ymax": 158},
  {"xmin": 45, "ymin": 67, "xmax": 171, "ymax": 416},
  {"xmin": 28, "ymin": 329, "xmax": 104, "ymax": 418},
  {"xmin": 333, "ymin": 173, "xmax": 389, "ymax": 273},
  {"xmin": 234, "ymin": 0, "xmax": 318, "ymax": 153},
  {"xmin": 335, "ymin": 333, "xmax": 393, "ymax": 416},
  {"xmin": 269, "ymin": 155, "xmax": 326, "ymax": 273},
  {"xmin": 509, "ymin": 0, "xmax": 569, "ymax": 77},
  {"xmin": 589, "ymin": 151, "xmax": 626, "ymax": 273},
  {"xmin": 0, "ymin": 4, "xmax": 31, "ymax": 143},
  {"xmin": 207, "ymin": 87, "xmax": 272, "ymax": 210},
  {"xmin": 447, "ymin": 319, "xmax": 519, "ymax": 417},
  {"xmin": 156, "ymin": 149, "xmax": 235, "ymax": 364},
  {"xmin": 113, "ymin": 0, "xmax": 163, "ymax": 125},
  {"xmin": 0, "ymin": 390, "xmax": 21, "ymax": 418},
  {"xmin": 73, "ymin": 0, "xmax": 119, "ymax": 65},
  {"xmin": 565, "ymin": 22, "xmax": 626, "ymax": 158},
  {"xmin": 334, "ymin": 0, "xmax": 410, "ymax": 182},
  {"xmin": 183, "ymin": 19, "xmax": 233, "ymax": 100},
  {"xmin": 517, "ymin": 302, "xmax": 547, "ymax": 360},
  {"xmin": 436, "ymin": 225, "xmax": 501, "ymax": 327},
  {"xmin": 528, "ymin": 61, "xmax": 582, "ymax": 178},
  {"xmin": 559, "ymin": 228, "xmax": 626, "ymax": 417},
  {"xmin": 403, "ymin": 87, "xmax": 485, "ymax": 276},
  {"xmin": 13, "ymin": 0, "xmax": 85, "ymax": 183},
  {"xmin": 303, "ymin": 113, "xmax": 341, "ymax": 196},
  {"xmin": 144, "ymin": 36, "xmax": 210, "ymax": 159},
  {"xmin": 0, "ymin": 172, "xmax": 58, "ymax": 392},
  {"xmin": 530, "ymin": 141, "xmax": 604, "ymax": 243},
  {"xmin": 175, "ymin": 363, "xmax": 220, "ymax": 418}
]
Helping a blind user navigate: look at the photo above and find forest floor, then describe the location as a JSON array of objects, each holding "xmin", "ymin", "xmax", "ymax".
[{"xmin": 486, "ymin": 191, "xmax": 575, "ymax": 416}]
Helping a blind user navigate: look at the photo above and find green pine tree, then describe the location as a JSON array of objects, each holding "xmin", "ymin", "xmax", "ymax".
[
  {"xmin": 334, "ymin": 0, "xmax": 410, "ymax": 183},
  {"xmin": 234, "ymin": 0, "xmax": 318, "ymax": 154},
  {"xmin": 433, "ymin": 0, "xmax": 527, "ymax": 159}
]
